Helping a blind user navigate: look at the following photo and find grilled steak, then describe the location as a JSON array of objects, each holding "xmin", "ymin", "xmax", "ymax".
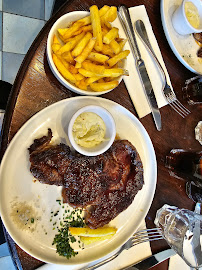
[{"xmin": 29, "ymin": 129, "xmax": 144, "ymax": 228}]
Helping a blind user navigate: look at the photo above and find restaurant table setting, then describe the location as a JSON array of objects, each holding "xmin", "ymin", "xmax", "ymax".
[{"xmin": 0, "ymin": 0, "xmax": 201, "ymax": 269}]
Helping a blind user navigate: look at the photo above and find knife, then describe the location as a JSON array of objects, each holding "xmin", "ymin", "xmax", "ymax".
[
  {"xmin": 118, "ymin": 5, "xmax": 162, "ymax": 131},
  {"xmin": 122, "ymin": 249, "xmax": 176, "ymax": 270}
]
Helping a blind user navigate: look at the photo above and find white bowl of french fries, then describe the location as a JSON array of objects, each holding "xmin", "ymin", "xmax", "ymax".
[{"xmin": 47, "ymin": 5, "xmax": 130, "ymax": 95}]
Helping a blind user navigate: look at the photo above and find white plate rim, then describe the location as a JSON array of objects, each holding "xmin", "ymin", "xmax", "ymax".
[
  {"xmin": 160, "ymin": 0, "xmax": 202, "ymax": 75},
  {"xmin": 0, "ymin": 96, "xmax": 157, "ymax": 265}
]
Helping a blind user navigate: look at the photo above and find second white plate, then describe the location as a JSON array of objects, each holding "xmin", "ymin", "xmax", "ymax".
[{"xmin": 161, "ymin": 0, "xmax": 202, "ymax": 75}]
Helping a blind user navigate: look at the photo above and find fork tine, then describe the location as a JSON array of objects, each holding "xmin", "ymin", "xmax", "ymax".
[
  {"xmin": 168, "ymin": 100, "xmax": 186, "ymax": 118},
  {"xmin": 173, "ymin": 100, "xmax": 190, "ymax": 116},
  {"xmin": 131, "ymin": 231, "xmax": 164, "ymax": 246},
  {"xmin": 166, "ymin": 94, "xmax": 189, "ymax": 118},
  {"xmin": 132, "ymin": 228, "xmax": 162, "ymax": 237},
  {"xmin": 169, "ymin": 92, "xmax": 191, "ymax": 115},
  {"xmin": 131, "ymin": 236, "xmax": 164, "ymax": 246},
  {"xmin": 130, "ymin": 228, "xmax": 163, "ymax": 246}
]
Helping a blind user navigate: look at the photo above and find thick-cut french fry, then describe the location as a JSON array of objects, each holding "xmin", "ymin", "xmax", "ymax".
[
  {"xmin": 90, "ymin": 81, "xmax": 119, "ymax": 91},
  {"xmin": 61, "ymin": 51, "xmax": 75, "ymax": 64},
  {"xmin": 90, "ymin": 5, "xmax": 103, "ymax": 52},
  {"xmin": 86, "ymin": 76, "xmax": 103, "ymax": 85},
  {"xmin": 119, "ymin": 39, "xmax": 128, "ymax": 50},
  {"xmin": 101, "ymin": 6, "xmax": 117, "ymax": 23},
  {"xmin": 52, "ymin": 35, "xmax": 62, "ymax": 53},
  {"xmin": 74, "ymin": 73, "xmax": 84, "ymax": 81},
  {"xmin": 101, "ymin": 44, "xmax": 114, "ymax": 57},
  {"xmin": 82, "ymin": 60, "xmax": 105, "ymax": 74},
  {"xmin": 109, "ymin": 39, "xmax": 121, "ymax": 54},
  {"xmin": 78, "ymin": 68, "xmax": 97, "ymax": 77},
  {"xmin": 80, "ymin": 234, "xmax": 114, "ymax": 245},
  {"xmin": 53, "ymin": 35, "xmax": 60, "ymax": 44},
  {"xmin": 63, "ymin": 21, "xmax": 84, "ymax": 40},
  {"xmin": 75, "ymin": 78, "xmax": 88, "ymax": 90},
  {"xmin": 99, "ymin": 5, "xmax": 110, "ymax": 17},
  {"xmin": 102, "ymin": 27, "xmax": 109, "ymax": 36},
  {"xmin": 104, "ymin": 21, "xmax": 112, "ymax": 30},
  {"xmin": 103, "ymin": 27, "xmax": 118, "ymax": 44},
  {"xmin": 52, "ymin": 54, "xmax": 76, "ymax": 83},
  {"xmin": 58, "ymin": 32, "xmax": 85, "ymax": 54},
  {"xmin": 77, "ymin": 16, "xmax": 91, "ymax": 26},
  {"xmin": 69, "ymin": 226, "xmax": 117, "ymax": 237},
  {"xmin": 52, "ymin": 43, "xmax": 61, "ymax": 53},
  {"xmin": 69, "ymin": 64, "xmax": 78, "ymax": 74},
  {"xmin": 77, "ymin": 5, "xmax": 110, "ymax": 26},
  {"xmin": 79, "ymin": 67, "xmax": 125, "ymax": 77},
  {"xmin": 73, "ymin": 25, "xmax": 93, "ymax": 36},
  {"xmin": 72, "ymin": 32, "xmax": 92, "ymax": 57},
  {"xmin": 57, "ymin": 28, "xmax": 68, "ymax": 39},
  {"xmin": 75, "ymin": 38, "xmax": 96, "ymax": 63},
  {"xmin": 107, "ymin": 50, "xmax": 130, "ymax": 67},
  {"xmin": 87, "ymin": 51, "xmax": 109, "ymax": 63},
  {"xmin": 56, "ymin": 55, "xmax": 70, "ymax": 70},
  {"xmin": 75, "ymin": 62, "xmax": 82, "ymax": 68},
  {"xmin": 98, "ymin": 78, "xmax": 105, "ymax": 83},
  {"xmin": 102, "ymin": 68, "xmax": 126, "ymax": 77}
]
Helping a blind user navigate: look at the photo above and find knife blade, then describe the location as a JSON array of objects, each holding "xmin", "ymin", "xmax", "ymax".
[
  {"xmin": 118, "ymin": 5, "xmax": 162, "ymax": 131},
  {"xmin": 122, "ymin": 249, "xmax": 176, "ymax": 270}
]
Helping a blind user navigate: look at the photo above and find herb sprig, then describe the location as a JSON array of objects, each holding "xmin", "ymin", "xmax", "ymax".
[{"xmin": 52, "ymin": 205, "xmax": 85, "ymax": 259}]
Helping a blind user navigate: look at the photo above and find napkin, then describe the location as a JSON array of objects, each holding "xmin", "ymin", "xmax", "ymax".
[
  {"xmin": 121, "ymin": 5, "xmax": 172, "ymax": 118},
  {"xmin": 169, "ymin": 254, "xmax": 202, "ymax": 270},
  {"xmin": 37, "ymin": 221, "xmax": 152, "ymax": 270}
]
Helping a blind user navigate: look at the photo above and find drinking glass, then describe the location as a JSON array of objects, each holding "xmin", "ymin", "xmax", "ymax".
[
  {"xmin": 165, "ymin": 149, "xmax": 202, "ymax": 188},
  {"xmin": 155, "ymin": 204, "xmax": 202, "ymax": 268}
]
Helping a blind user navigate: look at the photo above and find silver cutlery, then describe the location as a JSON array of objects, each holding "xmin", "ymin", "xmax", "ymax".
[
  {"xmin": 81, "ymin": 228, "xmax": 163, "ymax": 270},
  {"xmin": 118, "ymin": 5, "xmax": 162, "ymax": 131},
  {"xmin": 135, "ymin": 20, "xmax": 191, "ymax": 118}
]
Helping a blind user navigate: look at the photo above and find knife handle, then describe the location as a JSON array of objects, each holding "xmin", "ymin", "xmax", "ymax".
[{"xmin": 118, "ymin": 5, "xmax": 142, "ymax": 62}]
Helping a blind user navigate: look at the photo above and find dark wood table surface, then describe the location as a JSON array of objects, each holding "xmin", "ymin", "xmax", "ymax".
[{"xmin": 0, "ymin": 0, "xmax": 201, "ymax": 269}]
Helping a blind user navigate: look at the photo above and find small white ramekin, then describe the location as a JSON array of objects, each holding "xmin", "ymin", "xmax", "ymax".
[
  {"xmin": 68, "ymin": 105, "xmax": 116, "ymax": 156},
  {"xmin": 172, "ymin": 0, "xmax": 202, "ymax": 35}
]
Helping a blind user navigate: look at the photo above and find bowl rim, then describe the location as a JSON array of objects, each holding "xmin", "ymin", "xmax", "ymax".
[
  {"xmin": 46, "ymin": 11, "xmax": 123, "ymax": 96},
  {"xmin": 68, "ymin": 105, "xmax": 116, "ymax": 156}
]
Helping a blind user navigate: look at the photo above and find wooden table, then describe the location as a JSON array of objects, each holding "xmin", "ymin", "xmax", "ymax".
[{"xmin": 0, "ymin": 0, "xmax": 201, "ymax": 269}]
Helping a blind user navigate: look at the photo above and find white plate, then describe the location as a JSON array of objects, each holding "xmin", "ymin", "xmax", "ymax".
[
  {"xmin": 161, "ymin": 0, "xmax": 202, "ymax": 75},
  {"xmin": 0, "ymin": 96, "xmax": 156, "ymax": 265}
]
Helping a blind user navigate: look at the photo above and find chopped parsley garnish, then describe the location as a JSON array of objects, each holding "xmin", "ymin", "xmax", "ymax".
[{"xmin": 52, "ymin": 208, "xmax": 85, "ymax": 260}]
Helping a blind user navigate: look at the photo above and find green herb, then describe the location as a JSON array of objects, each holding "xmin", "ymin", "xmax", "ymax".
[
  {"xmin": 52, "ymin": 209, "xmax": 85, "ymax": 260},
  {"xmin": 31, "ymin": 218, "xmax": 34, "ymax": 223}
]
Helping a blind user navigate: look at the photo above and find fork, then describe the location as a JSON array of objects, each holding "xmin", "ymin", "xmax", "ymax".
[
  {"xmin": 135, "ymin": 20, "xmax": 191, "ymax": 118},
  {"xmin": 81, "ymin": 228, "xmax": 163, "ymax": 270}
]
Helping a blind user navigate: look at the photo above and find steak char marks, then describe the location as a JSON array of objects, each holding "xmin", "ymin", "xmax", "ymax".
[{"xmin": 29, "ymin": 129, "xmax": 144, "ymax": 228}]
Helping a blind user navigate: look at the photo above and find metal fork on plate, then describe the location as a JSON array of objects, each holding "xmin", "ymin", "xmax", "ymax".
[
  {"xmin": 135, "ymin": 20, "xmax": 191, "ymax": 118},
  {"xmin": 81, "ymin": 228, "xmax": 163, "ymax": 270}
]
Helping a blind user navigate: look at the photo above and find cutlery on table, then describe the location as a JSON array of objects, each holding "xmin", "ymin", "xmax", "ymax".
[
  {"xmin": 134, "ymin": 20, "xmax": 191, "ymax": 118},
  {"xmin": 82, "ymin": 228, "xmax": 163, "ymax": 270},
  {"xmin": 117, "ymin": 5, "xmax": 162, "ymax": 131}
]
